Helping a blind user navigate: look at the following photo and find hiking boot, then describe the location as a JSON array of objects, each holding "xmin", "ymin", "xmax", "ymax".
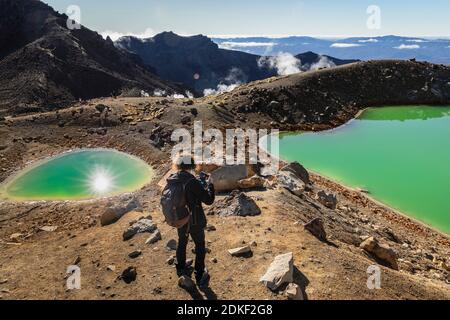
[{"xmin": 195, "ymin": 269, "xmax": 210, "ymax": 289}]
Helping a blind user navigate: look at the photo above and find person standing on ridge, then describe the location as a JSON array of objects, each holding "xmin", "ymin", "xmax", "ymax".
[{"xmin": 160, "ymin": 155, "xmax": 215, "ymax": 288}]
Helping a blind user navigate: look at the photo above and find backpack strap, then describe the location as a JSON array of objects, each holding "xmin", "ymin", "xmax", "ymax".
[{"xmin": 182, "ymin": 178, "xmax": 196, "ymax": 234}]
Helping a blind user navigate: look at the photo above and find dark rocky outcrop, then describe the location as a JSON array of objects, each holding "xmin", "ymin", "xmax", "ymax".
[
  {"xmin": 215, "ymin": 192, "xmax": 261, "ymax": 217},
  {"xmin": 226, "ymin": 60, "xmax": 450, "ymax": 129},
  {"xmin": 0, "ymin": 0, "xmax": 183, "ymax": 117},
  {"xmin": 115, "ymin": 32, "xmax": 357, "ymax": 93},
  {"xmin": 281, "ymin": 162, "xmax": 310, "ymax": 185},
  {"xmin": 304, "ymin": 218, "xmax": 327, "ymax": 241}
]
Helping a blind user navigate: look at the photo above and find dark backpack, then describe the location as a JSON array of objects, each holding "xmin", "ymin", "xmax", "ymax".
[{"xmin": 160, "ymin": 177, "xmax": 193, "ymax": 228}]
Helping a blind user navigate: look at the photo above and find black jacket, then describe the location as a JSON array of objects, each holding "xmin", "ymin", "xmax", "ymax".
[{"xmin": 168, "ymin": 171, "xmax": 215, "ymax": 229}]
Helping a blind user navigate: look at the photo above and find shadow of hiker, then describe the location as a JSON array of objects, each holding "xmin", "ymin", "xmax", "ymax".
[
  {"xmin": 184, "ymin": 286, "xmax": 205, "ymax": 300},
  {"xmin": 199, "ymin": 286, "xmax": 218, "ymax": 300},
  {"xmin": 180, "ymin": 282, "xmax": 218, "ymax": 300}
]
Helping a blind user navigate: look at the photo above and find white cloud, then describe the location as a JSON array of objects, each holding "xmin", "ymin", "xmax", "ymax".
[
  {"xmin": 330, "ymin": 43, "xmax": 362, "ymax": 48},
  {"xmin": 218, "ymin": 41, "xmax": 277, "ymax": 50},
  {"xmin": 394, "ymin": 44, "xmax": 420, "ymax": 50},
  {"xmin": 258, "ymin": 52, "xmax": 301, "ymax": 76},
  {"xmin": 203, "ymin": 84, "xmax": 240, "ymax": 96},
  {"xmin": 203, "ymin": 67, "xmax": 245, "ymax": 96},
  {"xmin": 100, "ymin": 28, "xmax": 156, "ymax": 41},
  {"xmin": 358, "ymin": 38, "xmax": 378, "ymax": 43},
  {"xmin": 406, "ymin": 39, "xmax": 428, "ymax": 43},
  {"xmin": 153, "ymin": 89, "xmax": 166, "ymax": 97},
  {"xmin": 309, "ymin": 56, "xmax": 336, "ymax": 71}
]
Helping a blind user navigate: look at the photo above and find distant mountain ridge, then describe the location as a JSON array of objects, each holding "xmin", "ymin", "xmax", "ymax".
[
  {"xmin": 115, "ymin": 32, "xmax": 358, "ymax": 93},
  {"xmin": 0, "ymin": 0, "xmax": 183, "ymax": 116},
  {"xmin": 213, "ymin": 35, "xmax": 450, "ymax": 65}
]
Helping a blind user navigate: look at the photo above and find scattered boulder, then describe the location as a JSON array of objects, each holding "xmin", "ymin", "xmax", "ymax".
[
  {"xmin": 317, "ymin": 191, "xmax": 337, "ymax": 209},
  {"xmin": 304, "ymin": 218, "xmax": 327, "ymax": 241},
  {"xmin": 281, "ymin": 162, "xmax": 310, "ymax": 185},
  {"xmin": 9, "ymin": 233, "xmax": 23, "ymax": 242},
  {"xmin": 276, "ymin": 171, "xmax": 305, "ymax": 196},
  {"xmin": 285, "ymin": 283, "xmax": 304, "ymax": 300},
  {"xmin": 260, "ymin": 252, "xmax": 294, "ymax": 291},
  {"xmin": 237, "ymin": 175, "xmax": 266, "ymax": 189},
  {"xmin": 210, "ymin": 165, "xmax": 249, "ymax": 192},
  {"xmin": 206, "ymin": 225, "xmax": 216, "ymax": 232},
  {"xmin": 228, "ymin": 246, "xmax": 252, "ymax": 257},
  {"xmin": 120, "ymin": 267, "xmax": 137, "ymax": 284},
  {"xmin": 178, "ymin": 276, "xmax": 196, "ymax": 291},
  {"xmin": 87, "ymin": 127, "xmax": 107, "ymax": 135},
  {"xmin": 360, "ymin": 237, "xmax": 399, "ymax": 270},
  {"xmin": 145, "ymin": 230, "xmax": 162, "ymax": 245},
  {"xmin": 106, "ymin": 265, "xmax": 116, "ymax": 272},
  {"xmin": 128, "ymin": 250, "xmax": 142, "ymax": 259},
  {"xmin": 39, "ymin": 226, "xmax": 58, "ymax": 232},
  {"xmin": 166, "ymin": 239, "xmax": 178, "ymax": 251},
  {"xmin": 95, "ymin": 104, "xmax": 108, "ymax": 113},
  {"xmin": 101, "ymin": 197, "xmax": 142, "ymax": 226},
  {"xmin": 195, "ymin": 163, "xmax": 220, "ymax": 174},
  {"xmin": 72, "ymin": 256, "xmax": 81, "ymax": 265},
  {"xmin": 123, "ymin": 219, "xmax": 157, "ymax": 241},
  {"xmin": 216, "ymin": 192, "xmax": 261, "ymax": 217}
]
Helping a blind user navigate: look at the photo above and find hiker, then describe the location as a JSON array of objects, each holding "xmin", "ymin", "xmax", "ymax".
[{"xmin": 161, "ymin": 155, "xmax": 215, "ymax": 288}]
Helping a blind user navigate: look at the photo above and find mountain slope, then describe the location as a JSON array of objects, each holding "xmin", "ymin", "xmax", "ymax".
[
  {"xmin": 116, "ymin": 32, "xmax": 275, "ymax": 93},
  {"xmin": 115, "ymin": 32, "xmax": 358, "ymax": 93},
  {"xmin": 0, "ymin": 0, "xmax": 183, "ymax": 116}
]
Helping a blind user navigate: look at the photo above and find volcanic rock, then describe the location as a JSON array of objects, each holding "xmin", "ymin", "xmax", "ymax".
[
  {"xmin": 210, "ymin": 165, "xmax": 250, "ymax": 192},
  {"xmin": 228, "ymin": 246, "xmax": 252, "ymax": 257},
  {"xmin": 122, "ymin": 219, "xmax": 157, "ymax": 241},
  {"xmin": 360, "ymin": 237, "xmax": 399, "ymax": 270},
  {"xmin": 304, "ymin": 218, "xmax": 327, "ymax": 241},
  {"xmin": 260, "ymin": 252, "xmax": 294, "ymax": 291},
  {"xmin": 216, "ymin": 192, "xmax": 261, "ymax": 217},
  {"xmin": 281, "ymin": 162, "xmax": 310, "ymax": 185},
  {"xmin": 317, "ymin": 191, "xmax": 338, "ymax": 209},
  {"xmin": 276, "ymin": 171, "xmax": 305, "ymax": 196},
  {"xmin": 101, "ymin": 197, "xmax": 142, "ymax": 226}
]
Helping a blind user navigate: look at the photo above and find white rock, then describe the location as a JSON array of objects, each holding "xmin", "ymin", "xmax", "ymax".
[
  {"xmin": 285, "ymin": 283, "xmax": 304, "ymax": 300},
  {"xmin": 228, "ymin": 246, "xmax": 252, "ymax": 256},
  {"xmin": 101, "ymin": 197, "xmax": 142, "ymax": 226},
  {"xmin": 260, "ymin": 252, "xmax": 294, "ymax": 290},
  {"xmin": 40, "ymin": 226, "xmax": 58, "ymax": 232},
  {"xmin": 276, "ymin": 171, "xmax": 305, "ymax": 196},
  {"xmin": 210, "ymin": 165, "xmax": 249, "ymax": 192}
]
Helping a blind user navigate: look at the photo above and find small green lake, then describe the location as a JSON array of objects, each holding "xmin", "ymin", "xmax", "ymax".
[
  {"xmin": 265, "ymin": 106, "xmax": 450, "ymax": 234},
  {"xmin": 0, "ymin": 149, "xmax": 153, "ymax": 201}
]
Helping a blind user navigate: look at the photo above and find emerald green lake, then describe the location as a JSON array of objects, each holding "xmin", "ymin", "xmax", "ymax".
[
  {"xmin": 266, "ymin": 106, "xmax": 450, "ymax": 234},
  {"xmin": 0, "ymin": 149, "xmax": 153, "ymax": 201}
]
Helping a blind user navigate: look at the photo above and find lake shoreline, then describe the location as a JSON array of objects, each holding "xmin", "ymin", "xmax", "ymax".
[{"xmin": 261, "ymin": 106, "xmax": 450, "ymax": 240}]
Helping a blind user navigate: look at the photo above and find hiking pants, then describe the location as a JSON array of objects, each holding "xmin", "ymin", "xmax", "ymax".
[{"xmin": 176, "ymin": 224, "xmax": 206, "ymax": 274}]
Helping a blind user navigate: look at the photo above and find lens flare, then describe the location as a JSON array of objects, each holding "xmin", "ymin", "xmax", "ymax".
[{"xmin": 87, "ymin": 167, "xmax": 115, "ymax": 195}]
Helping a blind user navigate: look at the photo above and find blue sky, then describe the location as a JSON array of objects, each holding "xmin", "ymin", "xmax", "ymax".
[{"xmin": 44, "ymin": 0, "xmax": 450, "ymax": 38}]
